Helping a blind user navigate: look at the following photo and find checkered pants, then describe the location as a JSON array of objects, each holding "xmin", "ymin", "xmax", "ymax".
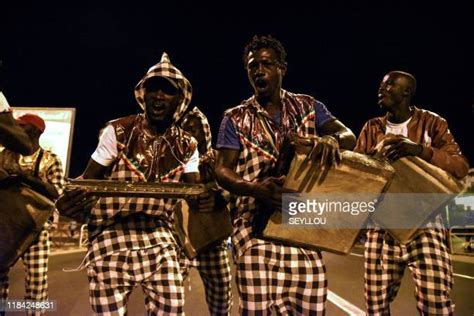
[
  {"xmin": 364, "ymin": 229, "xmax": 454, "ymax": 315},
  {"xmin": 87, "ymin": 245, "xmax": 184, "ymax": 315},
  {"xmin": 0, "ymin": 229, "xmax": 50, "ymax": 315},
  {"xmin": 180, "ymin": 242, "xmax": 232, "ymax": 315},
  {"xmin": 236, "ymin": 240, "xmax": 327, "ymax": 315}
]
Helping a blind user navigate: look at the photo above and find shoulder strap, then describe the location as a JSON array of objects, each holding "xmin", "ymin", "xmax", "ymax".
[{"xmin": 34, "ymin": 148, "xmax": 44, "ymax": 178}]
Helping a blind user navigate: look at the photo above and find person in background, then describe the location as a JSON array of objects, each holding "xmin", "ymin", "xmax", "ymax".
[
  {"xmin": 179, "ymin": 106, "xmax": 233, "ymax": 315},
  {"xmin": 0, "ymin": 113, "xmax": 65, "ymax": 315},
  {"xmin": 355, "ymin": 70, "xmax": 469, "ymax": 315}
]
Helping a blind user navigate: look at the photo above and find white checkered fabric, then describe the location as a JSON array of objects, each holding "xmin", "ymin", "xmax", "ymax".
[
  {"xmin": 179, "ymin": 107, "xmax": 233, "ymax": 315},
  {"xmin": 135, "ymin": 52, "xmax": 192, "ymax": 123},
  {"xmin": 87, "ymin": 245, "xmax": 184, "ymax": 315},
  {"xmin": 1, "ymin": 229, "xmax": 50, "ymax": 316},
  {"xmin": 236, "ymin": 241, "xmax": 327, "ymax": 315},
  {"xmin": 180, "ymin": 242, "xmax": 232, "ymax": 315},
  {"xmin": 221, "ymin": 91, "xmax": 328, "ymax": 314},
  {"xmin": 364, "ymin": 228, "xmax": 454, "ymax": 315}
]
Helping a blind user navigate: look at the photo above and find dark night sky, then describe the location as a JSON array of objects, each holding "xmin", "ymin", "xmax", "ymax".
[{"xmin": 1, "ymin": 2, "xmax": 472, "ymax": 177}]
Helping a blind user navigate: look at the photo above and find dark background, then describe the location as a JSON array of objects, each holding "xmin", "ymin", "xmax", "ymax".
[{"xmin": 1, "ymin": 1, "xmax": 472, "ymax": 177}]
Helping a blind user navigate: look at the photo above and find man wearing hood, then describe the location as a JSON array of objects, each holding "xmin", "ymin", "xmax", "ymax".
[
  {"xmin": 180, "ymin": 107, "xmax": 233, "ymax": 315},
  {"xmin": 62, "ymin": 53, "xmax": 206, "ymax": 315}
]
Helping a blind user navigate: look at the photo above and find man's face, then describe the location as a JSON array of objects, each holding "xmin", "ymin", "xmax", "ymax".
[
  {"xmin": 144, "ymin": 77, "xmax": 182, "ymax": 126},
  {"xmin": 246, "ymin": 48, "xmax": 285, "ymax": 99},
  {"xmin": 378, "ymin": 73, "xmax": 409, "ymax": 110},
  {"xmin": 19, "ymin": 123, "xmax": 40, "ymax": 141},
  {"xmin": 182, "ymin": 116, "xmax": 206, "ymax": 153}
]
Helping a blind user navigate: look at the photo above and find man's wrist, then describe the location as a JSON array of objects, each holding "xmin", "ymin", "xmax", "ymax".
[
  {"xmin": 415, "ymin": 144, "xmax": 423, "ymax": 156},
  {"xmin": 329, "ymin": 133, "xmax": 340, "ymax": 144},
  {"xmin": 418, "ymin": 144, "xmax": 434, "ymax": 161}
]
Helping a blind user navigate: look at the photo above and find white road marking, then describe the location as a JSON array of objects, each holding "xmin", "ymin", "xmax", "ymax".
[
  {"xmin": 50, "ymin": 248, "xmax": 86, "ymax": 256},
  {"xmin": 453, "ymin": 273, "xmax": 474, "ymax": 280},
  {"xmin": 328, "ymin": 290, "xmax": 366, "ymax": 315}
]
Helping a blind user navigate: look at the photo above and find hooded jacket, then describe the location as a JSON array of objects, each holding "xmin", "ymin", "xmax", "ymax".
[
  {"xmin": 181, "ymin": 106, "xmax": 214, "ymax": 182},
  {"xmin": 87, "ymin": 53, "xmax": 197, "ymax": 257}
]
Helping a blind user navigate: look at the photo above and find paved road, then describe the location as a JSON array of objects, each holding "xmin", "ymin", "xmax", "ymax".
[{"xmin": 5, "ymin": 248, "xmax": 474, "ymax": 315}]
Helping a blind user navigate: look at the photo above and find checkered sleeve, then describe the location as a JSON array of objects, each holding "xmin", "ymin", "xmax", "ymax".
[{"xmin": 46, "ymin": 153, "xmax": 65, "ymax": 196}]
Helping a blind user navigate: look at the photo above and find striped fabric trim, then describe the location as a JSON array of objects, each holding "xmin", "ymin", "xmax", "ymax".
[
  {"xmin": 238, "ymin": 133, "xmax": 277, "ymax": 162},
  {"xmin": 118, "ymin": 153, "xmax": 146, "ymax": 181}
]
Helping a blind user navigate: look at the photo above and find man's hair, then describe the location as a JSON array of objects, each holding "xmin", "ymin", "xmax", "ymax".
[
  {"xmin": 389, "ymin": 71, "xmax": 417, "ymax": 97},
  {"xmin": 243, "ymin": 35, "xmax": 287, "ymax": 68}
]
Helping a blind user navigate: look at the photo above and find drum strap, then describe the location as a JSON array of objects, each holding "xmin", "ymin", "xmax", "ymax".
[{"xmin": 33, "ymin": 148, "xmax": 44, "ymax": 178}]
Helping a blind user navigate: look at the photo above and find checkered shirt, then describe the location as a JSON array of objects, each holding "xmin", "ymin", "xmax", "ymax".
[
  {"xmin": 223, "ymin": 90, "xmax": 325, "ymax": 258},
  {"xmin": 86, "ymin": 117, "xmax": 197, "ymax": 265}
]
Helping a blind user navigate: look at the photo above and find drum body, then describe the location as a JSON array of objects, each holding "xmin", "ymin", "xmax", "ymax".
[
  {"xmin": 0, "ymin": 182, "xmax": 54, "ymax": 268},
  {"xmin": 263, "ymin": 148, "xmax": 394, "ymax": 254},
  {"xmin": 371, "ymin": 156, "xmax": 466, "ymax": 244},
  {"xmin": 174, "ymin": 200, "xmax": 232, "ymax": 259}
]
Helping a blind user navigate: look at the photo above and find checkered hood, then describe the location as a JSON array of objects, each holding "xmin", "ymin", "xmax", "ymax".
[
  {"xmin": 134, "ymin": 52, "xmax": 192, "ymax": 123},
  {"xmin": 182, "ymin": 106, "xmax": 212, "ymax": 153}
]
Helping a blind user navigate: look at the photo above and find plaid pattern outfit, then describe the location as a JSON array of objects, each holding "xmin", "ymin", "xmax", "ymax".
[
  {"xmin": 0, "ymin": 148, "xmax": 64, "ymax": 315},
  {"xmin": 364, "ymin": 228, "xmax": 454, "ymax": 315},
  {"xmin": 88, "ymin": 245, "xmax": 184, "ymax": 315},
  {"xmin": 83, "ymin": 53, "xmax": 196, "ymax": 315},
  {"xmin": 179, "ymin": 107, "xmax": 233, "ymax": 315},
  {"xmin": 219, "ymin": 91, "xmax": 333, "ymax": 315},
  {"xmin": 180, "ymin": 242, "xmax": 232, "ymax": 315},
  {"xmin": 354, "ymin": 107, "xmax": 469, "ymax": 315}
]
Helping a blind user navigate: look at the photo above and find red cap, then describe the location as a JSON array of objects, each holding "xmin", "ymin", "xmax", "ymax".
[{"xmin": 16, "ymin": 113, "xmax": 46, "ymax": 133}]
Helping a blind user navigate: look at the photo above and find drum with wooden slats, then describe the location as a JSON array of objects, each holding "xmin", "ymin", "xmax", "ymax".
[
  {"xmin": 0, "ymin": 180, "xmax": 55, "ymax": 269},
  {"xmin": 173, "ymin": 200, "xmax": 232, "ymax": 259},
  {"xmin": 371, "ymin": 156, "xmax": 466, "ymax": 244},
  {"xmin": 262, "ymin": 146, "xmax": 394, "ymax": 254},
  {"xmin": 64, "ymin": 179, "xmax": 233, "ymax": 259}
]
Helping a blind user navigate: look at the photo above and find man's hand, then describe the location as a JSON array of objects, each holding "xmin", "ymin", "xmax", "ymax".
[
  {"xmin": 294, "ymin": 135, "xmax": 341, "ymax": 168},
  {"xmin": 0, "ymin": 168, "xmax": 9, "ymax": 181},
  {"xmin": 56, "ymin": 188, "xmax": 98, "ymax": 222},
  {"xmin": 254, "ymin": 176, "xmax": 294, "ymax": 213},
  {"xmin": 377, "ymin": 135, "xmax": 423, "ymax": 162},
  {"xmin": 187, "ymin": 188, "xmax": 216, "ymax": 213},
  {"xmin": 1, "ymin": 151, "xmax": 21, "ymax": 175}
]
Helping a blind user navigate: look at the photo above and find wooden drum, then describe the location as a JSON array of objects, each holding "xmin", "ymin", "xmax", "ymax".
[
  {"xmin": 0, "ymin": 181, "xmax": 55, "ymax": 269},
  {"xmin": 262, "ymin": 146, "xmax": 394, "ymax": 254},
  {"xmin": 371, "ymin": 156, "xmax": 466, "ymax": 244},
  {"xmin": 174, "ymin": 200, "xmax": 232, "ymax": 259}
]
